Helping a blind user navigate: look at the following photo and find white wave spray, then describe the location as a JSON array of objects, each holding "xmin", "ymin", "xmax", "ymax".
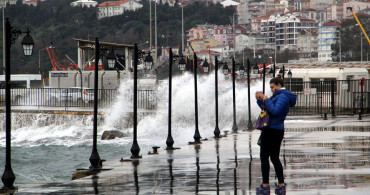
[
  {"xmin": 0, "ymin": 71, "xmax": 269, "ymax": 148},
  {"xmin": 103, "ymin": 71, "xmax": 270, "ymax": 147}
]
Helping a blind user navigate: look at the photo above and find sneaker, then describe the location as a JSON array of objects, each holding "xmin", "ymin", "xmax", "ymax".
[
  {"xmin": 275, "ymin": 185, "xmax": 286, "ymax": 194},
  {"xmin": 256, "ymin": 184, "xmax": 270, "ymax": 194}
]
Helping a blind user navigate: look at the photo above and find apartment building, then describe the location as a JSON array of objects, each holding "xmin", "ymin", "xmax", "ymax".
[
  {"xmin": 327, "ymin": 3, "xmax": 344, "ymax": 21},
  {"xmin": 261, "ymin": 13, "xmax": 316, "ymax": 52},
  {"xmin": 343, "ymin": 1, "xmax": 370, "ymax": 19},
  {"xmin": 317, "ymin": 22, "xmax": 339, "ymax": 62},
  {"xmin": 235, "ymin": 34, "xmax": 257, "ymax": 52},
  {"xmin": 251, "ymin": 15, "xmax": 270, "ymax": 33},
  {"xmin": 292, "ymin": 0, "xmax": 310, "ymax": 11},
  {"xmin": 296, "ymin": 8, "xmax": 327, "ymax": 24},
  {"xmin": 297, "ymin": 28, "xmax": 318, "ymax": 60},
  {"xmin": 310, "ymin": 0, "xmax": 333, "ymax": 10},
  {"xmin": 187, "ymin": 24, "xmax": 247, "ymax": 51},
  {"xmin": 237, "ymin": 0, "xmax": 266, "ymax": 25}
]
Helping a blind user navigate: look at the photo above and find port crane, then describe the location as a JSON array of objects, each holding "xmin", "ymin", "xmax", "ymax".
[
  {"xmin": 45, "ymin": 46, "xmax": 102, "ymax": 71},
  {"xmin": 45, "ymin": 46, "xmax": 78, "ymax": 71}
]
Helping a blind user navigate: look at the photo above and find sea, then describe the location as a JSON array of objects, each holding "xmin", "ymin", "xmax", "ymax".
[{"xmin": 0, "ymin": 72, "xmax": 265, "ymax": 184}]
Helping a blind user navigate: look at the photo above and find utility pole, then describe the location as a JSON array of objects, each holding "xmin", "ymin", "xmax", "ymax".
[
  {"xmin": 233, "ymin": 13, "xmax": 236, "ymax": 59},
  {"xmin": 361, "ymin": 33, "xmax": 363, "ymax": 62},
  {"xmin": 181, "ymin": 5, "xmax": 184, "ymax": 53},
  {"xmin": 154, "ymin": 1, "xmax": 157, "ymax": 68},
  {"xmin": 149, "ymin": 0, "xmax": 152, "ymax": 50},
  {"xmin": 339, "ymin": 31, "xmax": 341, "ymax": 62},
  {"xmin": 2, "ymin": 0, "xmax": 5, "ymax": 74}
]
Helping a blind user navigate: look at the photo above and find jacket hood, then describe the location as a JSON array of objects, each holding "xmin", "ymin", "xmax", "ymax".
[{"xmin": 274, "ymin": 89, "xmax": 297, "ymax": 107}]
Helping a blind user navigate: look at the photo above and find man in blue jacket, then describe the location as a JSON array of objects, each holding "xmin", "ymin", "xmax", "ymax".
[{"xmin": 255, "ymin": 75, "xmax": 297, "ymax": 194}]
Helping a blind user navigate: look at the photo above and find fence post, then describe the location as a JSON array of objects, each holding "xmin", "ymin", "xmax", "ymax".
[
  {"xmin": 331, "ymin": 80, "xmax": 335, "ymax": 117},
  {"xmin": 359, "ymin": 78, "xmax": 365, "ymax": 120}
]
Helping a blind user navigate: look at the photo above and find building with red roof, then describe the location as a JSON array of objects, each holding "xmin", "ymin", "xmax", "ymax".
[{"xmin": 98, "ymin": 0, "xmax": 143, "ymax": 19}]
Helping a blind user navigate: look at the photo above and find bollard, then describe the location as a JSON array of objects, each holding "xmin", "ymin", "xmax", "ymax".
[
  {"xmin": 358, "ymin": 110, "xmax": 362, "ymax": 120},
  {"xmin": 148, "ymin": 146, "xmax": 160, "ymax": 155},
  {"xmin": 223, "ymin": 131, "xmax": 229, "ymax": 137},
  {"xmin": 323, "ymin": 113, "xmax": 328, "ymax": 120}
]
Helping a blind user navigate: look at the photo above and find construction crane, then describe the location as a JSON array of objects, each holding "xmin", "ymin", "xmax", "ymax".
[
  {"xmin": 347, "ymin": 7, "xmax": 370, "ymax": 46},
  {"xmin": 45, "ymin": 46, "xmax": 78, "ymax": 71}
]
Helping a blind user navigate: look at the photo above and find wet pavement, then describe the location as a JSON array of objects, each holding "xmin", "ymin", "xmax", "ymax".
[{"xmin": 3, "ymin": 116, "xmax": 370, "ymax": 194}]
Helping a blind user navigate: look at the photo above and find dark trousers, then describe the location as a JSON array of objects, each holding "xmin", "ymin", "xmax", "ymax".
[{"xmin": 260, "ymin": 128, "xmax": 284, "ymax": 184}]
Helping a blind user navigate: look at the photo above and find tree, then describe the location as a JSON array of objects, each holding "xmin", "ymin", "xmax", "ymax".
[
  {"xmin": 0, "ymin": 0, "xmax": 235, "ymax": 74},
  {"xmin": 331, "ymin": 15, "xmax": 370, "ymax": 62}
]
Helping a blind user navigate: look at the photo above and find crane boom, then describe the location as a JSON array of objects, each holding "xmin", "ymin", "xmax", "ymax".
[{"xmin": 347, "ymin": 7, "xmax": 370, "ymax": 46}]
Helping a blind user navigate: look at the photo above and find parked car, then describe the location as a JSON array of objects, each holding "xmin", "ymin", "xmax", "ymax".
[{"xmin": 45, "ymin": 87, "xmax": 97, "ymax": 104}]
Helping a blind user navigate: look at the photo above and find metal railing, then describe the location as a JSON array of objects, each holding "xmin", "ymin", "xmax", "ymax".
[
  {"xmin": 0, "ymin": 79, "xmax": 368, "ymax": 115},
  {"xmin": 0, "ymin": 88, "xmax": 157, "ymax": 109},
  {"xmin": 287, "ymin": 79, "xmax": 369, "ymax": 116}
]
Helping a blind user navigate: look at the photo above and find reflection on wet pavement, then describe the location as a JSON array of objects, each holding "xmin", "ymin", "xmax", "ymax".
[{"xmin": 16, "ymin": 119, "xmax": 370, "ymax": 194}]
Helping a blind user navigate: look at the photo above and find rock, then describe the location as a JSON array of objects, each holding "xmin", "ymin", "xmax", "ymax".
[{"xmin": 101, "ymin": 130, "xmax": 126, "ymax": 140}]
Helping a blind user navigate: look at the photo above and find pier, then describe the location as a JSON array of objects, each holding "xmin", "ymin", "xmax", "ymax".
[{"xmin": 2, "ymin": 116, "xmax": 368, "ymax": 195}]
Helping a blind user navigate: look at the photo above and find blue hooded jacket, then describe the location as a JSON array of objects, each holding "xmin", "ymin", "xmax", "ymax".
[{"xmin": 257, "ymin": 89, "xmax": 297, "ymax": 131}]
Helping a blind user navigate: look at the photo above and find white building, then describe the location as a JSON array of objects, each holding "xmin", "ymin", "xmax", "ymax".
[
  {"xmin": 261, "ymin": 13, "xmax": 317, "ymax": 52},
  {"xmin": 317, "ymin": 22, "xmax": 338, "ymax": 62},
  {"xmin": 71, "ymin": 0, "xmax": 98, "ymax": 7},
  {"xmin": 297, "ymin": 29, "xmax": 318, "ymax": 62},
  {"xmin": 343, "ymin": 1, "xmax": 370, "ymax": 19},
  {"xmin": 310, "ymin": 0, "xmax": 332, "ymax": 11},
  {"xmin": 237, "ymin": 0, "xmax": 266, "ymax": 25},
  {"xmin": 234, "ymin": 34, "xmax": 256, "ymax": 53},
  {"xmin": 221, "ymin": 0, "xmax": 240, "ymax": 8},
  {"xmin": 98, "ymin": 0, "xmax": 143, "ymax": 19}
]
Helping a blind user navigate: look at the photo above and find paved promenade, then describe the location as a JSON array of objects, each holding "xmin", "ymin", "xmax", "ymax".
[{"xmin": 3, "ymin": 115, "xmax": 370, "ymax": 194}]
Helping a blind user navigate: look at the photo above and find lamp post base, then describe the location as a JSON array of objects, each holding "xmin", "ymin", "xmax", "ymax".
[
  {"xmin": 130, "ymin": 141, "xmax": 142, "ymax": 159},
  {"xmin": 89, "ymin": 149, "xmax": 102, "ymax": 170},
  {"xmin": 232, "ymin": 123, "xmax": 238, "ymax": 133},
  {"xmin": 166, "ymin": 135, "xmax": 175, "ymax": 150},
  {"xmin": 247, "ymin": 120, "xmax": 254, "ymax": 131},
  {"xmin": 193, "ymin": 130, "xmax": 201, "ymax": 143},
  {"xmin": 214, "ymin": 126, "xmax": 221, "ymax": 138},
  {"xmin": 1, "ymin": 165, "xmax": 16, "ymax": 190}
]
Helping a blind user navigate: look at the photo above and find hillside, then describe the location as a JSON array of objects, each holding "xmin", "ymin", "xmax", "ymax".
[{"xmin": 0, "ymin": 0, "xmax": 235, "ymax": 74}]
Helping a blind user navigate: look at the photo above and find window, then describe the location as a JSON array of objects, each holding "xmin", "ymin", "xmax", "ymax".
[{"xmin": 0, "ymin": 81, "xmax": 27, "ymax": 88}]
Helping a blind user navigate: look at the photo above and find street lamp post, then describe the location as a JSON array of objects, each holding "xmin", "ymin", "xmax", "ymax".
[
  {"xmin": 246, "ymin": 59, "xmax": 253, "ymax": 130},
  {"xmin": 2, "ymin": 18, "xmax": 34, "ymax": 190},
  {"xmin": 190, "ymin": 53, "xmax": 201, "ymax": 144},
  {"xmin": 214, "ymin": 56, "xmax": 221, "ymax": 138},
  {"xmin": 131, "ymin": 43, "xmax": 142, "ymax": 158},
  {"xmin": 89, "ymin": 38, "xmax": 102, "ymax": 170},
  {"xmin": 166, "ymin": 48, "xmax": 185, "ymax": 150},
  {"xmin": 167, "ymin": 48, "xmax": 175, "ymax": 150},
  {"xmin": 231, "ymin": 58, "xmax": 238, "ymax": 133}
]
